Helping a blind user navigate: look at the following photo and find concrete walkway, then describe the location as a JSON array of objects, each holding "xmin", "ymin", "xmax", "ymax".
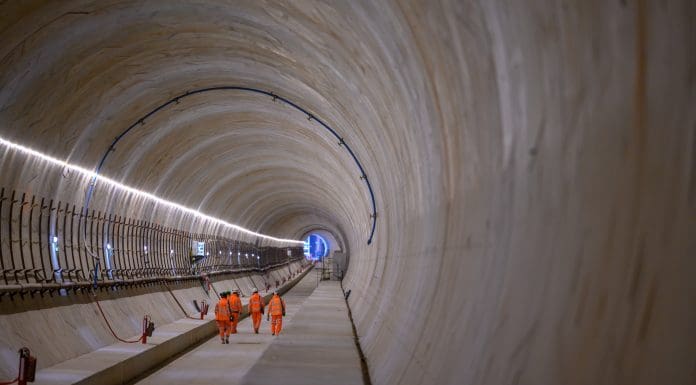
[
  {"xmin": 134, "ymin": 271, "xmax": 363, "ymax": 385},
  {"xmin": 240, "ymin": 280, "xmax": 363, "ymax": 385}
]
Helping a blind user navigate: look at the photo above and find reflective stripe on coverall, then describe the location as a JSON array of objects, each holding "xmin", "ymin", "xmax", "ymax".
[
  {"xmin": 229, "ymin": 293, "xmax": 242, "ymax": 333},
  {"xmin": 267, "ymin": 294, "xmax": 286, "ymax": 335},
  {"xmin": 214, "ymin": 297, "xmax": 231, "ymax": 338},
  {"xmin": 249, "ymin": 292, "xmax": 265, "ymax": 333}
]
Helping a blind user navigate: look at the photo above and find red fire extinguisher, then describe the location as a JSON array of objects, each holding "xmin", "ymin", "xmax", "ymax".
[{"xmin": 141, "ymin": 315, "xmax": 155, "ymax": 344}]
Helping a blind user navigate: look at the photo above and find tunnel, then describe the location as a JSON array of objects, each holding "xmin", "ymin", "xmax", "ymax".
[{"xmin": 0, "ymin": 1, "xmax": 694, "ymax": 384}]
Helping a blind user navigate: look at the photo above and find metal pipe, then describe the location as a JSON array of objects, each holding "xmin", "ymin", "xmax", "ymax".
[{"xmin": 84, "ymin": 86, "xmax": 377, "ymax": 245}]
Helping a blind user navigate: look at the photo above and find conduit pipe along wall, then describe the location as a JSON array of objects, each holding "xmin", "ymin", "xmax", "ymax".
[
  {"xmin": 85, "ymin": 86, "xmax": 378, "ymax": 245},
  {"xmin": 0, "ymin": 2, "xmax": 694, "ymax": 385}
]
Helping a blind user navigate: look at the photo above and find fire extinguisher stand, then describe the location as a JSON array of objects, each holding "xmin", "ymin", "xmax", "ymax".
[
  {"xmin": 0, "ymin": 347, "xmax": 37, "ymax": 385},
  {"xmin": 141, "ymin": 315, "xmax": 155, "ymax": 344},
  {"xmin": 200, "ymin": 300, "xmax": 209, "ymax": 320},
  {"xmin": 18, "ymin": 347, "xmax": 36, "ymax": 385}
]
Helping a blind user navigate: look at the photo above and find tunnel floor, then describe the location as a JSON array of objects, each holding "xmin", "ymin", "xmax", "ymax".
[{"xmin": 132, "ymin": 271, "xmax": 363, "ymax": 385}]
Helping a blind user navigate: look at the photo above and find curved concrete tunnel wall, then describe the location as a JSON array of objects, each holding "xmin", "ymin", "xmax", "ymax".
[
  {"xmin": 0, "ymin": 1, "xmax": 694, "ymax": 385},
  {"xmin": 0, "ymin": 261, "xmax": 307, "ymax": 373}
]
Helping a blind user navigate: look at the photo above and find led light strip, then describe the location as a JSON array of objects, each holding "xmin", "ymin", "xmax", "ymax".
[{"xmin": 0, "ymin": 136, "xmax": 304, "ymax": 244}]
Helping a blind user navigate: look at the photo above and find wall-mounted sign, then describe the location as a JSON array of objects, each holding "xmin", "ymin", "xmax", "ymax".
[
  {"xmin": 191, "ymin": 241, "xmax": 205, "ymax": 257},
  {"xmin": 191, "ymin": 241, "xmax": 206, "ymax": 265}
]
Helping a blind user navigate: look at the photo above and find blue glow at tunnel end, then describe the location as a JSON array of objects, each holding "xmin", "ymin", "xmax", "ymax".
[{"xmin": 304, "ymin": 234, "xmax": 329, "ymax": 260}]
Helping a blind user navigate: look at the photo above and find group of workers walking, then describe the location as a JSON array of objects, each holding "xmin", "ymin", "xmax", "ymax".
[{"xmin": 214, "ymin": 288, "xmax": 286, "ymax": 344}]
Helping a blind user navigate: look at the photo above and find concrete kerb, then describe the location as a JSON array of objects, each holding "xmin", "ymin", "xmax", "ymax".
[
  {"xmin": 33, "ymin": 263, "xmax": 313, "ymax": 385},
  {"xmin": 341, "ymin": 279, "xmax": 373, "ymax": 385}
]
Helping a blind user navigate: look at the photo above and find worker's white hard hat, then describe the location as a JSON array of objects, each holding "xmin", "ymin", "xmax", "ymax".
[{"xmin": 253, "ymin": 288, "xmax": 258, "ymax": 292}]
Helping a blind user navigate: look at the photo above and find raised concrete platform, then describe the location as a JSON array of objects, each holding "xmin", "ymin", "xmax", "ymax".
[
  {"xmin": 32, "ymin": 264, "xmax": 313, "ymax": 385},
  {"xmin": 33, "ymin": 317, "xmax": 215, "ymax": 385},
  {"xmin": 134, "ymin": 267, "xmax": 320, "ymax": 385},
  {"xmin": 241, "ymin": 280, "xmax": 363, "ymax": 385},
  {"xmin": 132, "ymin": 273, "xmax": 364, "ymax": 385}
]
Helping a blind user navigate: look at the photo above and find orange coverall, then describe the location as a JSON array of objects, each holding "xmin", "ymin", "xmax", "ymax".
[
  {"xmin": 214, "ymin": 297, "xmax": 231, "ymax": 340},
  {"xmin": 248, "ymin": 292, "xmax": 265, "ymax": 333},
  {"xmin": 228, "ymin": 293, "xmax": 242, "ymax": 333},
  {"xmin": 267, "ymin": 294, "xmax": 286, "ymax": 335}
]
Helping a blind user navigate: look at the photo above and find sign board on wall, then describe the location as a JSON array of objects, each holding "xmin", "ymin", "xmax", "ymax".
[
  {"xmin": 194, "ymin": 241, "xmax": 205, "ymax": 256},
  {"xmin": 190, "ymin": 241, "xmax": 206, "ymax": 265}
]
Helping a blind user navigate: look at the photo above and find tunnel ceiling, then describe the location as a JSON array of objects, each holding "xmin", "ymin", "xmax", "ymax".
[{"xmin": 0, "ymin": 0, "xmax": 416, "ymax": 246}]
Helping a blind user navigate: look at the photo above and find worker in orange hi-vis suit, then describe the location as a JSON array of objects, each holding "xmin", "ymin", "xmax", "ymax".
[
  {"xmin": 248, "ymin": 288, "xmax": 265, "ymax": 334},
  {"xmin": 266, "ymin": 290, "xmax": 286, "ymax": 336},
  {"xmin": 228, "ymin": 289, "xmax": 243, "ymax": 334},
  {"xmin": 214, "ymin": 291, "xmax": 232, "ymax": 344}
]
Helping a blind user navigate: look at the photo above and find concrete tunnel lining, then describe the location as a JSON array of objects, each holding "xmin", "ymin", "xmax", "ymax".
[
  {"xmin": 88, "ymin": 85, "xmax": 377, "ymax": 244},
  {"xmin": 0, "ymin": 1, "xmax": 695, "ymax": 385}
]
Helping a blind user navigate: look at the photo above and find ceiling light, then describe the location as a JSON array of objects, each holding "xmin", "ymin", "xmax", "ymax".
[{"xmin": 0, "ymin": 136, "xmax": 303, "ymax": 245}]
